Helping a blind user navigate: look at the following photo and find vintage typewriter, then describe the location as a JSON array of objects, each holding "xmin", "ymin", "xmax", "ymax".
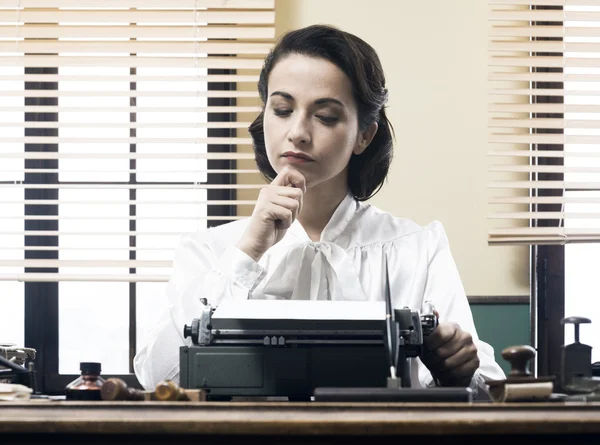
[{"xmin": 180, "ymin": 299, "xmax": 473, "ymax": 402}]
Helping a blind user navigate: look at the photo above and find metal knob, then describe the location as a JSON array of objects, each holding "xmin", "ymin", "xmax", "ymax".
[
  {"xmin": 502, "ymin": 345, "xmax": 536, "ymax": 378},
  {"xmin": 562, "ymin": 316, "xmax": 592, "ymax": 344},
  {"xmin": 183, "ymin": 318, "xmax": 200, "ymax": 344}
]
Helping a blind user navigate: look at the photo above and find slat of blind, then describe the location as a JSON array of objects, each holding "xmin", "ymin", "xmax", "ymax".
[
  {"xmin": 488, "ymin": 236, "xmax": 600, "ymax": 246},
  {"xmin": 490, "ymin": 227, "xmax": 600, "ymax": 236},
  {"xmin": 2, "ymin": 137, "xmax": 253, "ymax": 144},
  {"xmin": 2, "ymin": 231, "xmax": 199, "ymax": 236},
  {"xmin": 0, "ymin": 274, "xmax": 171, "ymax": 283},
  {"xmin": 1, "ymin": 216, "xmax": 244, "ymax": 220},
  {"xmin": 490, "ymin": 196, "xmax": 600, "ymax": 204},
  {"xmin": 1, "ymin": 169, "xmax": 260, "ymax": 174},
  {"xmin": 0, "ymin": 200, "xmax": 257, "ymax": 205},
  {"xmin": 0, "ymin": 25, "xmax": 275, "ymax": 39},
  {"xmin": 0, "ymin": 184, "xmax": 265, "ymax": 189},
  {"xmin": 0, "ymin": 260, "xmax": 172, "ymax": 268},
  {"xmin": 490, "ymin": 212, "xmax": 600, "ymax": 219},
  {"xmin": 0, "ymin": 74, "xmax": 260, "ymax": 82},
  {"xmin": 489, "ymin": 104, "xmax": 595, "ymax": 112},
  {"xmin": 489, "ymin": 151, "xmax": 600, "ymax": 158},
  {"xmin": 6, "ymin": 247, "xmax": 175, "ymax": 251},
  {"xmin": 0, "ymin": 122, "xmax": 254, "ymax": 129},
  {"xmin": 490, "ymin": 166, "xmax": 600, "ymax": 173},
  {"xmin": 0, "ymin": 90, "xmax": 259, "ymax": 98},
  {"xmin": 488, "ymin": 181, "xmax": 600, "ymax": 189},
  {"xmin": 489, "ymin": 56, "xmax": 600, "ymax": 68},
  {"xmin": 489, "ymin": 9, "xmax": 600, "ymax": 21},
  {"xmin": 0, "ymin": 106, "xmax": 262, "ymax": 112},
  {"xmin": 0, "ymin": 153, "xmax": 256, "ymax": 160},
  {"xmin": 489, "ymin": 134, "xmax": 600, "ymax": 144},
  {"xmin": 0, "ymin": 56, "xmax": 264, "ymax": 69},
  {"xmin": 0, "ymin": 41, "xmax": 272, "ymax": 54},
  {"xmin": 490, "ymin": 89, "xmax": 600, "ymax": 96},
  {"xmin": 488, "ymin": 25, "xmax": 569, "ymax": 38},
  {"xmin": 0, "ymin": 0, "xmax": 274, "ymax": 7},
  {"xmin": 0, "ymin": 10, "xmax": 275, "ymax": 24},
  {"xmin": 489, "ymin": 119, "xmax": 599, "ymax": 129},
  {"xmin": 489, "ymin": 0, "xmax": 599, "ymax": 5},
  {"xmin": 489, "ymin": 73, "xmax": 600, "ymax": 82},
  {"xmin": 489, "ymin": 41, "xmax": 600, "ymax": 52}
]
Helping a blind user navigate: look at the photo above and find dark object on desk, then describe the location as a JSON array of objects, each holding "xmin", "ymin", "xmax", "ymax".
[
  {"xmin": 487, "ymin": 345, "xmax": 555, "ymax": 402},
  {"xmin": 65, "ymin": 362, "xmax": 105, "ymax": 401},
  {"xmin": 155, "ymin": 380, "xmax": 190, "ymax": 401},
  {"xmin": 180, "ymin": 301, "xmax": 446, "ymax": 401},
  {"xmin": 0, "ymin": 354, "xmax": 37, "ymax": 392},
  {"xmin": 101, "ymin": 378, "xmax": 145, "ymax": 401},
  {"xmin": 313, "ymin": 386, "xmax": 473, "ymax": 402},
  {"xmin": 561, "ymin": 316, "xmax": 592, "ymax": 391},
  {"xmin": 559, "ymin": 316, "xmax": 600, "ymax": 400}
]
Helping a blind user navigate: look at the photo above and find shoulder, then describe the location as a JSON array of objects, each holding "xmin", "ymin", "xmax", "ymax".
[{"xmin": 347, "ymin": 203, "xmax": 449, "ymax": 252}]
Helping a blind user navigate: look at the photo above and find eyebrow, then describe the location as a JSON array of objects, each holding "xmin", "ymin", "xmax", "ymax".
[{"xmin": 270, "ymin": 91, "xmax": 345, "ymax": 108}]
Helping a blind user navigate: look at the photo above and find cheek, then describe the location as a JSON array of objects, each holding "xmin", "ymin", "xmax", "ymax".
[
  {"xmin": 320, "ymin": 126, "xmax": 357, "ymax": 160},
  {"xmin": 263, "ymin": 115, "xmax": 284, "ymax": 151}
]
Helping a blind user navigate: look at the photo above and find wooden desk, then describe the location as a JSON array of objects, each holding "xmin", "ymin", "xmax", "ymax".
[{"xmin": 1, "ymin": 401, "xmax": 600, "ymax": 444}]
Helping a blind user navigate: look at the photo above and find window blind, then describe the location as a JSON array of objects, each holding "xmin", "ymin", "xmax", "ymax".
[
  {"xmin": 0, "ymin": 0, "xmax": 273, "ymax": 282},
  {"xmin": 488, "ymin": 0, "xmax": 600, "ymax": 245}
]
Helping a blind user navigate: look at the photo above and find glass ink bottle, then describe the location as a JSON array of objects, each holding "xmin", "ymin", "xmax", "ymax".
[{"xmin": 65, "ymin": 362, "xmax": 105, "ymax": 401}]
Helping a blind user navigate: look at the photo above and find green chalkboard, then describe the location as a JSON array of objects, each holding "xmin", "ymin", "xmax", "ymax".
[{"xmin": 470, "ymin": 303, "xmax": 530, "ymax": 376}]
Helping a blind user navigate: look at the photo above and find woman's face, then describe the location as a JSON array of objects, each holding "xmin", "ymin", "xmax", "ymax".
[{"xmin": 263, "ymin": 54, "xmax": 371, "ymax": 189}]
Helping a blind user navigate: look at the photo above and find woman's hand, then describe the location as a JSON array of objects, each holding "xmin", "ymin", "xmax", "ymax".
[
  {"xmin": 236, "ymin": 166, "xmax": 306, "ymax": 262},
  {"xmin": 420, "ymin": 319, "xmax": 480, "ymax": 387}
]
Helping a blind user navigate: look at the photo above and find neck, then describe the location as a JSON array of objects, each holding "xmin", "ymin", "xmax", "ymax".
[{"xmin": 297, "ymin": 170, "xmax": 349, "ymax": 241}]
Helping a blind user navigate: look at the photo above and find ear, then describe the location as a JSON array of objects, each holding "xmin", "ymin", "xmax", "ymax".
[{"xmin": 353, "ymin": 122, "xmax": 378, "ymax": 156}]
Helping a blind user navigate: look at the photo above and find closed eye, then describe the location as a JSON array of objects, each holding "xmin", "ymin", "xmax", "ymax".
[
  {"xmin": 316, "ymin": 115, "xmax": 338, "ymax": 125},
  {"xmin": 273, "ymin": 109, "xmax": 291, "ymax": 117}
]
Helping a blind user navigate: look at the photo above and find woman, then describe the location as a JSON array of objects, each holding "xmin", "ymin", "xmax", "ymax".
[{"xmin": 134, "ymin": 24, "xmax": 505, "ymax": 393}]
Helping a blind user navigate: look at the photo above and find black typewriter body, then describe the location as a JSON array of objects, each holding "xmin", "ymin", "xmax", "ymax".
[
  {"xmin": 179, "ymin": 304, "xmax": 439, "ymax": 400},
  {"xmin": 180, "ymin": 318, "xmax": 391, "ymax": 399}
]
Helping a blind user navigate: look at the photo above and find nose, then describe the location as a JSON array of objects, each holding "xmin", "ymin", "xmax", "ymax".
[{"xmin": 287, "ymin": 114, "xmax": 311, "ymax": 146}]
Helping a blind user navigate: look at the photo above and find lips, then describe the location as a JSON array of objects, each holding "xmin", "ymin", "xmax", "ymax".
[{"xmin": 282, "ymin": 151, "xmax": 314, "ymax": 161}]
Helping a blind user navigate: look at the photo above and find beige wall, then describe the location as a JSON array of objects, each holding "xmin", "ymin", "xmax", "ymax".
[{"xmin": 249, "ymin": 0, "xmax": 529, "ymax": 298}]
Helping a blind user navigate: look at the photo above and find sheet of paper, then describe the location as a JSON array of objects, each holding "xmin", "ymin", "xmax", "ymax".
[
  {"xmin": 212, "ymin": 299, "xmax": 386, "ymax": 320},
  {"xmin": 0, "ymin": 383, "xmax": 32, "ymax": 401}
]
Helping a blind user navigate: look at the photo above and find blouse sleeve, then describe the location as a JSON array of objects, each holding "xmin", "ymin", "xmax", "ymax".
[
  {"xmin": 415, "ymin": 221, "xmax": 506, "ymax": 394},
  {"xmin": 133, "ymin": 229, "xmax": 267, "ymax": 390}
]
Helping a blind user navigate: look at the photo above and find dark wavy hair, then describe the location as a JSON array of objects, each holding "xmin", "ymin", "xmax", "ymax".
[{"xmin": 248, "ymin": 24, "xmax": 394, "ymax": 201}]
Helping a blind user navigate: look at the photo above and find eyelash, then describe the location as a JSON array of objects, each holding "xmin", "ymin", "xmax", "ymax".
[{"xmin": 272, "ymin": 109, "xmax": 338, "ymax": 125}]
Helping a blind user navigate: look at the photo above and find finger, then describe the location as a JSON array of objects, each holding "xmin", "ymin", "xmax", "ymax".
[
  {"xmin": 433, "ymin": 331, "xmax": 474, "ymax": 362},
  {"xmin": 272, "ymin": 167, "xmax": 307, "ymax": 191},
  {"xmin": 438, "ymin": 356, "xmax": 479, "ymax": 384},
  {"xmin": 270, "ymin": 195, "xmax": 301, "ymax": 222},
  {"xmin": 273, "ymin": 186, "xmax": 303, "ymax": 200},
  {"xmin": 262, "ymin": 204, "xmax": 294, "ymax": 230},
  {"xmin": 439, "ymin": 343, "xmax": 478, "ymax": 371},
  {"xmin": 423, "ymin": 336, "xmax": 465, "ymax": 366},
  {"xmin": 424, "ymin": 322, "xmax": 459, "ymax": 351},
  {"xmin": 272, "ymin": 186, "xmax": 303, "ymax": 217},
  {"xmin": 285, "ymin": 168, "xmax": 307, "ymax": 192}
]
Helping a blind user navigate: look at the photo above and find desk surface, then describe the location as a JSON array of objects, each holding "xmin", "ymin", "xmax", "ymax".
[{"xmin": 2, "ymin": 401, "xmax": 600, "ymax": 438}]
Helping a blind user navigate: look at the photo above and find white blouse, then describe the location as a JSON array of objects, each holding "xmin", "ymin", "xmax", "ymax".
[{"xmin": 134, "ymin": 191, "xmax": 506, "ymax": 392}]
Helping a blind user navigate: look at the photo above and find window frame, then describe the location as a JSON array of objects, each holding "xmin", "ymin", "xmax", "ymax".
[
  {"xmin": 531, "ymin": 3, "xmax": 565, "ymax": 380},
  {"xmin": 23, "ymin": 67, "xmax": 239, "ymax": 395}
]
